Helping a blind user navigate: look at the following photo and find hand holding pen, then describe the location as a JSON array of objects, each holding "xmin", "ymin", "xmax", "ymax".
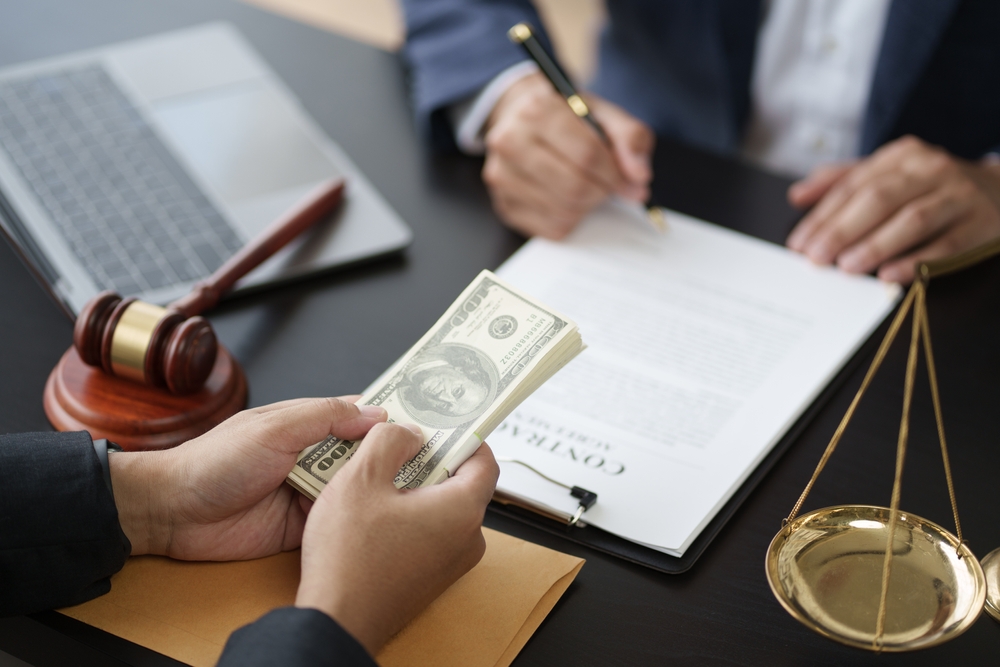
[{"xmin": 478, "ymin": 22, "xmax": 659, "ymax": 238}]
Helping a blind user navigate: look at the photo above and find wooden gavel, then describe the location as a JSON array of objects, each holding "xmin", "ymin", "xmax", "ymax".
[{"xmin": 72, "ymin": 179, "xmax": 345, "ymax": 395}]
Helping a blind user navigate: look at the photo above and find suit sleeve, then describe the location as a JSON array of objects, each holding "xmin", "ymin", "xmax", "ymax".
[
  {"xmin": 400, "ymin": 0, "xmax": 553, "ymax": 150},
  {"xmin": 218, "ymin": 607, "xmax": 376, "ymax": 667},
  {"xmin": 0, "ymin": 431, "xmax": 130, "ymax": 617}
]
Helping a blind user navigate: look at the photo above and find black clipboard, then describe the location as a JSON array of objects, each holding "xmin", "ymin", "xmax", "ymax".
[
  {"xmin": 486, "ymin": 138, "xmax": 886, "ymax": 573},
  {"xmin": 486, "ymin": 327, "xmax": 881, "ymax": 573}
]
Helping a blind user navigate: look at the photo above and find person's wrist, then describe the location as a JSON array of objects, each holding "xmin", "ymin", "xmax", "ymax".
[
  {"xmin": 978, "ymin": 160, "xmax": 1000, "ymax": 211},
  {"xmin": 484, "ymin": 71, "xmax": 546, "ymax": 135},
  {"xmin": 453, "ymin": 61, "xmax": 538, "ymax": 155},
  {"xmin": 109, "ymin": 450, "xmax": 175, "ymax": 556},
  {"xmin": 295, "ymin": 579, "xmax": 381, "ymax": 655}
]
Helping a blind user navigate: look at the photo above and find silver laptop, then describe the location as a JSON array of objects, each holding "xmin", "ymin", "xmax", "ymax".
[{"xmin": 0, "ymin": 23, "xmax": 412, "ymax": 315}]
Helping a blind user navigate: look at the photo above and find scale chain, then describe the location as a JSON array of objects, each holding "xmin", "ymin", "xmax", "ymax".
[
  {"xmin": 874, "ymin": 281, "xmax": 925, "ymax": 649},
  {"xmin": 783, "ymin": 287, "xmax": 917, "ymax": 526},
  {"xmin": 919, "ymin": 301, "xmax": 965, "ymax": 547}
]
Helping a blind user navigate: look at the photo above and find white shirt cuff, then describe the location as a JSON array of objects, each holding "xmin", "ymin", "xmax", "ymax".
[{"xmin": 449, "ymin": 60, "xmax": 540, "ymax": 155}]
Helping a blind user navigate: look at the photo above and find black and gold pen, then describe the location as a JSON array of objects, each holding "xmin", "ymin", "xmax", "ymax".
[{"xmin": 508, "ymin": 22, "xmax": 666, "ymax": 232}]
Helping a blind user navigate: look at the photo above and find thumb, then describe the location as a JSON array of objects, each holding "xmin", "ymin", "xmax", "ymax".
[
  {"xmin": 243, "ymin": 397, "xmax": 388, "ymax": 457},
  {"xmin": 350, "ymin": 422, "xmax": 425, "ymax": 487},
  {"xmin": 424, "ymin": 444, "xmax": 499, "ymax": 510}
]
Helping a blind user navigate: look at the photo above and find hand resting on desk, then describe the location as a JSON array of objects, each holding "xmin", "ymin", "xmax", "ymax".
[{"xmin": 787, "ymin": 135, "xmax": 1000, "ymax": 284}]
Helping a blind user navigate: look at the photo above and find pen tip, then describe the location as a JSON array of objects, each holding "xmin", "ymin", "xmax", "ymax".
[{"xmin": 647, "ymin": 207, "xmax": 668, "ymax": 233}]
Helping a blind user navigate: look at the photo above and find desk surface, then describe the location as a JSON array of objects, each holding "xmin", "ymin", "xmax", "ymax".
[{"xmin": 2, "ymin": 1, "xmax": 1000, "ymax": 665}]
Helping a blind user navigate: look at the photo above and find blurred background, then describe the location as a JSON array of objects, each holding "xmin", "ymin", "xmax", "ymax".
[{"xmin": 244, "ymin": 0, "xmax": 605, "ymax": 82}]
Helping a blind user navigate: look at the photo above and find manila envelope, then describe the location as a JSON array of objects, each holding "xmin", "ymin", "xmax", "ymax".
[{"xmin": 60, "ymin": 528, "xmax": 584, "ymax": 667}]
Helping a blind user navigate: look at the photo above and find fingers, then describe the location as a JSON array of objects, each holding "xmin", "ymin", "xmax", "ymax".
[
  {"xmin": 877, "ymin": 211, "xmax": 1000, "ymax": 283},
  {"xmin": 787, "ymin": 162, "xmax": 854, "ymax": 211},
  {"xmin": 787, "ymin": 140, "xmax": 929, "ymax": 255},
  {"xmin": 349, "ymin": 433, "xmax": 498, "ymax": 516},
  {"xmin": 785, "ymin": 136, "xmax": 1000, "ymax": 281},
  {"xmin": 484, "ymin": 129, "xmax": 609, "ymax": 227},
  {"xmin": 246, "ymin": 395, "xmax": 361, "ymax": 414},
  {"xmin": 483, "ymin": 158, "xmax": 603, "ymax": 239},
  {"xmin": 244, "ymin": 397, "xmax": 317, "ymax": 414},
  {"xmin": 487, "ymin": 169, "xmax": 592, "ymax": 239},
  {"xmin": 801, "ymin": 170, "xmax": 940, "ymax": 264},
  {"xmin": 484, "ymin": 128, "xmax": 614, "ymax": 237},
  {"xmin": 835, "ymin": 186, "xmax": 975, "ymax": 274},
  {"xmin": 529, "ymin": 94, "xmax": 623, "ymax": 193},
  {"xmin": 349, "ymin": 422, "xmax": 424, "ymax": 486},
  {"xmin": 434, "ymin": 444, "xmax": 500, "ymax": 510},
  {"xmin": 246, "ymin": 398, "xmax": 388, "ymax": 456},
  {"xmin": 593, "ymin": 97, "xmax": 654, "ymax": 200},
  {"xmin": 787, "ymin": 161, "xmax": 899, "ymax": 256}
]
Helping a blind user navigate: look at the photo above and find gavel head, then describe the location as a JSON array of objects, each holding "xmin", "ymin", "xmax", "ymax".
[{"xmin": 74, "ymin": 291, "xmax": 218, "ymax": 395}]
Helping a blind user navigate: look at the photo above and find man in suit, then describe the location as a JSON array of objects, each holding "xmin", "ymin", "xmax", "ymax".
[
  {"xmin": 0, "ymin": 398, "xmax": 499, "ymax": 666},
  {"xmin": 402, "ymin": 0, "xmax": 1000, "ymax": 283}
]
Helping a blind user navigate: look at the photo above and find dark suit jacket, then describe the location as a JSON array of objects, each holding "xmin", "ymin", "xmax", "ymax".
[
  {"xmin": 0, "ymin": 431, "xmax": 374, "ymax": 667},
  {"xmin": 402, "ymin": 0, "xmax": 1000, "ymax": 159}
]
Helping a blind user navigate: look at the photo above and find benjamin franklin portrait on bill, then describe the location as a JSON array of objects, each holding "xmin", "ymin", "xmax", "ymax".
[{"xmin": 398, "ymin": 343, "xmax": 499, "ymax": 428}]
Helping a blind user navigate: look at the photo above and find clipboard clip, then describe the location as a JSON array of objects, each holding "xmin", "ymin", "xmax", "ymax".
[{"xmin": 497, "ymin": 458, "xmax": 598, "ymax": 526}]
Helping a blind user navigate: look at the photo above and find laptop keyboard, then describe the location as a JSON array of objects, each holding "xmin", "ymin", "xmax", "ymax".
[{"xmin": 0, "ymin": 65, "xmax": 243, "ymax": 296}]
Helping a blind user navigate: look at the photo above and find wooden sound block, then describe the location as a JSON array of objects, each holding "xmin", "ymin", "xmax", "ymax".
[{"xmin": 44, "ymin": 345, "xmax": 247, "ymax": 451}]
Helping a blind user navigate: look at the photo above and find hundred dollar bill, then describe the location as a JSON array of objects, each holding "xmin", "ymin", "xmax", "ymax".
[{"xmin": 287, "ymin": 270, "xmax": 584, "ymax": 500}]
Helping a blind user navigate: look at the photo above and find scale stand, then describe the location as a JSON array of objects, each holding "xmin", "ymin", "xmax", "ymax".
[{"xmin": 766, "ymin": 239, "xmax": 1000, "ymax": 651}]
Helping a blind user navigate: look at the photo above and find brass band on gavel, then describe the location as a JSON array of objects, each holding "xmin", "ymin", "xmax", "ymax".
[{"xmin": 109, "ymin": 301, "xmax": 170, "ymax": 383}]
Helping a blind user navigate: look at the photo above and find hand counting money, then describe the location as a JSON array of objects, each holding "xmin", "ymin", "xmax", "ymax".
[{"xmin": 287, "ymin": 270, "xmax": 585, "ymax": 499}]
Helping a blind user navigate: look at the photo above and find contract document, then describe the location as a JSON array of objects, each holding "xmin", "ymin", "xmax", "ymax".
[{"xmin": 491, "ymin": 203, "xmax": 901, "ymax": 558}]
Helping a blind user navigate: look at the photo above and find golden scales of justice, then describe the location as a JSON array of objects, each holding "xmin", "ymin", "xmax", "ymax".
[{"xmin": 766, "ymin": 239, "xmax": 1000, "ymax": 651}]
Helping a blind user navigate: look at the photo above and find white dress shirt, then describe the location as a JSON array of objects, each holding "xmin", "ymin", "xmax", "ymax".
[
  {"xmin": 743, "ymin": 0, "xmax": 891, "ymax": 177},
  {"xmin": 452, "ymin": 0, "xmax": 892, "ymax": 179}
]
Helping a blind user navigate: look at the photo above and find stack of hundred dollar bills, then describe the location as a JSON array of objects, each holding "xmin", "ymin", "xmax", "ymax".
[{"xmin": 287, "ymin": 270, "xmax": 585, "ymax": 499}]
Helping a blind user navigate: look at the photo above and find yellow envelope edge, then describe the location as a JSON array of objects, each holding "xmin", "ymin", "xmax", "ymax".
[
  {"xmin": 375, "ymin": 528, "xmax": 585, "ymax": 667},
  {"xmin": 58, "ymin": 528, "xmax": 584, "ymax": 667},
  {"xmin": 494, "ymin": 560, "xmax": 585, "ymax": 667},
  {"xmin": 59, "ymin": 595, "xmax": 224, "ymax": 667}
]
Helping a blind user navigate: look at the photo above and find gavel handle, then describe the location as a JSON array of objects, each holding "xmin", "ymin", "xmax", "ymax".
[{"xmin": 169, "ymin": 178, "xmax": 346, "ymax": 318}]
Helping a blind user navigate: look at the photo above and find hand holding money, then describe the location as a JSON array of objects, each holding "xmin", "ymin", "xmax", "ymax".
[
  {"xmin": 100, "ymin": 396, "xmax": 499, "ymax": 656},
  {"xmin": 296, "ymin": 422, "xmax": 500, "ymax": 654},
  {"xmin": 110, "ymin": 397, "xmax": 387, "ymax": 559},
  {"xmin": 287, "ymin": 270, "xmax": 585, "ymax": 499}
]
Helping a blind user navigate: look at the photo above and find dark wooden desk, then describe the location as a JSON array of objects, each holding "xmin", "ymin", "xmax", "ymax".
[{"xmin": 2, "ymin": 1, "xmax": 999, "ymax": 665}]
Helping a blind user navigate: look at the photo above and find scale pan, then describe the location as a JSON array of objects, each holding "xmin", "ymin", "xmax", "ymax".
[
  {"xmin": 766, "ymin": 505, "xmax": 985, "ymax": 651},
  {"xmin": 982, "ymin": 547, "xmax": 1000, "ymax": 622}
]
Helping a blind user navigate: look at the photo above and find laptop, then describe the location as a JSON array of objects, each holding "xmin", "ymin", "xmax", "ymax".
[{"xmin": 0, "ymin": 23, "xmax": 412, "ymax": 316}]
